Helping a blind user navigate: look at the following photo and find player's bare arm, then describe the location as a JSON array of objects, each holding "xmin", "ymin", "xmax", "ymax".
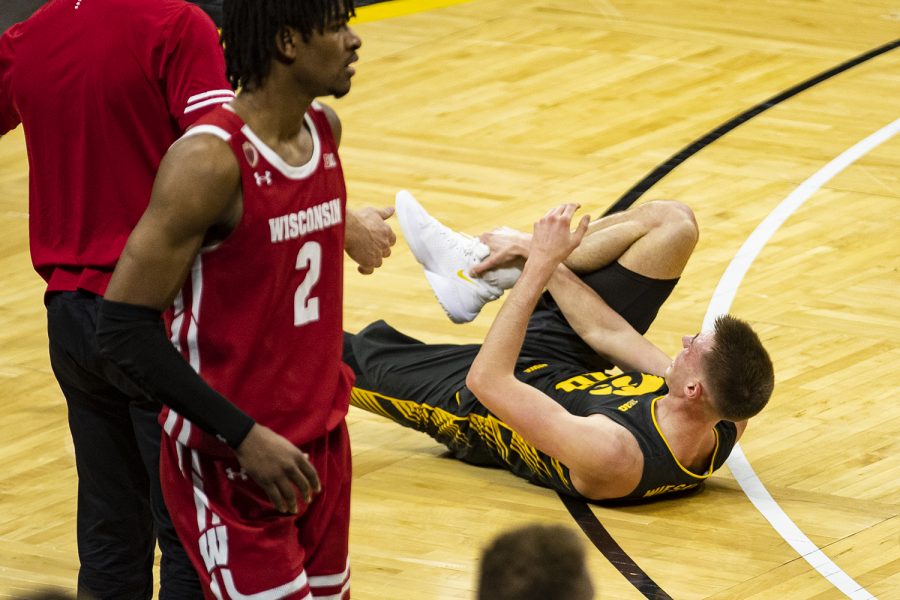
[
  {"xmin": 474, "ymin": 201, "xmax": 695, "ymax": 283},
  {"xmin": 466, "ymin": 205, "xmax": 647, "ymax": 499},
  {"xmin": 472, "ymin": 203, "xmax": 653, "ymax": 276},
  {"xmin": 101, "ymin": 134, "xmax": 321, "ymax": 514},
  {"xmin": 546, "ymin": 266, "xmax": 672, "ymax": 375},
  {"xmin": 106, "ymin": 135, "xmax": 241, "ymax": 309},
  {"xmin": 468, "ymin": 204, "xmax": 590, "ymax": 397}
]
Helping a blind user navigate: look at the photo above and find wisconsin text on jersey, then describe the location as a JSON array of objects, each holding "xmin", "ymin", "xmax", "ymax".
[{"xmin": 268, "ymin": 198, "xmax": 343, "ymax": 243}]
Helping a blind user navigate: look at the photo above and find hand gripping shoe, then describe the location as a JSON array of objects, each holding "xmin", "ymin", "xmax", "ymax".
[{"xmin": 396, "ymin": 190, "xmax": 505, "ymax": 323}]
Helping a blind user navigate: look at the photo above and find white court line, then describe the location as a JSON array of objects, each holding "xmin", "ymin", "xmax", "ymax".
[{"xmin": 704, "ymin": 117, "xmax": 899, "ymax": 600}]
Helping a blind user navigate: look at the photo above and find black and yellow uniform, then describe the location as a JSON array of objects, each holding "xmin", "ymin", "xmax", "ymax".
[
  {"xmin": 345, "ymin": 321, "xmax": 737, "ymax": 500},
  {"xmin": 343, "ymin": 260, "xmax": 737, "ymax": 501}
]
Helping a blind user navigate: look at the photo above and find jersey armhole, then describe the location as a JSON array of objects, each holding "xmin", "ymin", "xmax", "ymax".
[{"xmin": 183, "ymin": 124, "xmax": 231, "ymax": 142}]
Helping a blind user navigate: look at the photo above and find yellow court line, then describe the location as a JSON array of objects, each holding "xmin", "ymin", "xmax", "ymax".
[{"xmin": 354, "ymin": 0, "xmax": 474, "ymax": 24}]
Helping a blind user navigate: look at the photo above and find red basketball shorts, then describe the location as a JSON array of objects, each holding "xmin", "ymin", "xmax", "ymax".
[{"xmin": 160, "ymin": 421, "xmax": 352, "ymax": 599}]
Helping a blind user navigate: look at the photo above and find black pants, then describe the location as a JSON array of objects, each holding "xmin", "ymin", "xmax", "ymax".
[{"xmin": 46, "ymin": 291, "xmax": 201, "ymax": 599}]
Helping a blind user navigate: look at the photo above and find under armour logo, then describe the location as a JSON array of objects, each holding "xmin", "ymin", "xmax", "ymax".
[
  {"xmin": 225, "ymin": 467, "xmax": 248, "ymax": 481},
  {"xmin": 254, "ymin": 170, "xmax": 273, "ymax": 186},
  {"xmin": 323, "ymin": 153, "xmax": 337, "ymax": 169}
]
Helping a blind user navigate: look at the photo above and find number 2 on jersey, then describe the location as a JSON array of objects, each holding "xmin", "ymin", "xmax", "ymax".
[{"xmin": 294, "ymin": 241, "xmax": 321, "ymax": 326}]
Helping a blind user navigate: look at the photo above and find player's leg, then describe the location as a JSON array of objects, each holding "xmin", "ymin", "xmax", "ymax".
[
  {"xmin": 47, "ymin": 292, "xmax": 155, "ymax": 599},
  {"xmin": 129, "ymin": 400, "xmax": 203, "ymax": 600},
  {"xmin": 344, "ymin": 322, "xmax": 484, "ymax": 448},
  {"xmin": 479, "ymin": 199, "xmax": 697, "ymax": 279},
  {"xmin": 345, "ymin": 324, "xmax": 515, "ymax": 470},
  {"xmin": 396, "ymin": 191, "xmax": 696, "ymax": 323},
  {"xmin": 520, "ymin": 201, "xmax": 697, "ymax": 369},
  {"xmin": 300, "ymin": 423, "xmax": 352, "ymax": 600},
  {"xmin": 568, "ymin": 200, "xmax": 698, "ymax": 280},
  {"xmin": 345, "ymin": 321, "xmax": 478, "ymax": 407}
]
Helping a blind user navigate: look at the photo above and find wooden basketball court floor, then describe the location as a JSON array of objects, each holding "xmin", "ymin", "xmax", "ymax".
[{"xmin": 1, "ymin": 0, "xmax": 897, "ymax": 598}]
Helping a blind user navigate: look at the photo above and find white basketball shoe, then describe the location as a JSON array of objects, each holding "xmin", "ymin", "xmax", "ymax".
[{"xmin": 396, "ymin": 190, "xmax": 519, "ymax": 323}]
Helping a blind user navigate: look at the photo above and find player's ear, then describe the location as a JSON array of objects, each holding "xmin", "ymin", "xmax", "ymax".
[
  {"xmin": 275, "ymin": 27, "xmax": 299, "ymax": 61},
  {"xmin": 684, "ymin": 379, "xmax": 702, "ymax": 400}
]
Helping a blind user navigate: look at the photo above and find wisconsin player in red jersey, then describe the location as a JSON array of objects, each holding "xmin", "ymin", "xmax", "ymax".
[{"xmin": 97, "ymin": 1, "xmax": 378, "ymax": 598}]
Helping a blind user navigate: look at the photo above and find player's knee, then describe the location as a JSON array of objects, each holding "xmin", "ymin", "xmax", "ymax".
[
  {"xmin": 669, "ymin": 201, "xmax": 699, "ymax": 248},
  {"xmin": 642, "ymin": 200, "xmax": 698, "ymax": 248}
]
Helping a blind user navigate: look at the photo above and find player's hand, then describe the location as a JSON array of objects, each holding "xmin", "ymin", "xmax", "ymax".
[
  {"xmin": 529, "ymin": 204, "xmax": 589, "ymax": 267},
  {"xmin": 234, "ymin": 423, "xmax": 321, "ymax": 514},
  {"xmin": 471, "ymin": 226, "xmax": 530, "ymax": 276},
  {"xmin": 345, "ymin": 206, "xmax": 396, "ymax": 274}
]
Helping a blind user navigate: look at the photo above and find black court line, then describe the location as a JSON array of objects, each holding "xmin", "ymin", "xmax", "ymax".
[
  {"xmin": 560, "ymin": 494, "xmax": 673, "ymax": 599},
  {"xmin": 562, "ymin": 38, "xmax": 900, "ymax": 599},
  {"xmin": 603, "ymin": 38, "xmax": 900, "ymax": 216}
]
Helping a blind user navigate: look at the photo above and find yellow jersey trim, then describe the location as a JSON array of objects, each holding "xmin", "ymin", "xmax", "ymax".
[{"xmin": 649, "ymin": 397, "xmax": 720, "ymax": 480}]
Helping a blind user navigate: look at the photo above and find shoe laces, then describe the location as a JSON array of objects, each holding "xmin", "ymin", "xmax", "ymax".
[{"xmin": 431, "ymin": 221, "xmax": 483, "ymax": 262}]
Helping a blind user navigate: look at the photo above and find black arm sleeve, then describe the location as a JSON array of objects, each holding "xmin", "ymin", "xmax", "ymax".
[{"xmin": 96, "ymin": 298, "xmax": 255, "ymax": 448}]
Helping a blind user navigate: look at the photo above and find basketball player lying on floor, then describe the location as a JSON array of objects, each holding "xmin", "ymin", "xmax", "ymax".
[{"xmin": 344, "ymin": 195, "xmax": 774, "ymax": 502}]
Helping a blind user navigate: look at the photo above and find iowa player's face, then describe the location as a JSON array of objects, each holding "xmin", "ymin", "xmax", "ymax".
[
  {"xmin": 666, "ymin": 332, "xmax": 713, "ymax": 388},
  {"xmin": 298, "ymin": 17, "xmax": 362, "ymax": 99}
]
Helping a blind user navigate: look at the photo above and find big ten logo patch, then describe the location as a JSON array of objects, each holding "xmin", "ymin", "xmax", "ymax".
[
  {"xmin": 555, "ymin": 372, "xmax": 665, "ymax": 396},
  {"xmin": 617, "ymin": 399, "xmax": 638, "ymax": 412}
]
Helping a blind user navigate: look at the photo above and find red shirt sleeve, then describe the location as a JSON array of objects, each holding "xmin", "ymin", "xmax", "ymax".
[{"xmin": 160, "ymin": 4, "xmax": 234, "ymax": 132}]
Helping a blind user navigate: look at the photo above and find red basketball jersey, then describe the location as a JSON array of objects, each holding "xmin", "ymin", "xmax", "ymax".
[{"xmin": 163, "ymin": 103, "xmax": 353, "ymax": 452}]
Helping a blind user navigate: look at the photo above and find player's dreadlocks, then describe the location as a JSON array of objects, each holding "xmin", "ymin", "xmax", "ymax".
[{"xmin": 222, "ymin": 0, "xmax": 356, "ymax": 91}]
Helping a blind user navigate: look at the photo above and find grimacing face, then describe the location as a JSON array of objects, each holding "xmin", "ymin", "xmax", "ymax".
[{"xmin": 665, "ymin": 331, "xmax": 714, "ymax": 392}]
